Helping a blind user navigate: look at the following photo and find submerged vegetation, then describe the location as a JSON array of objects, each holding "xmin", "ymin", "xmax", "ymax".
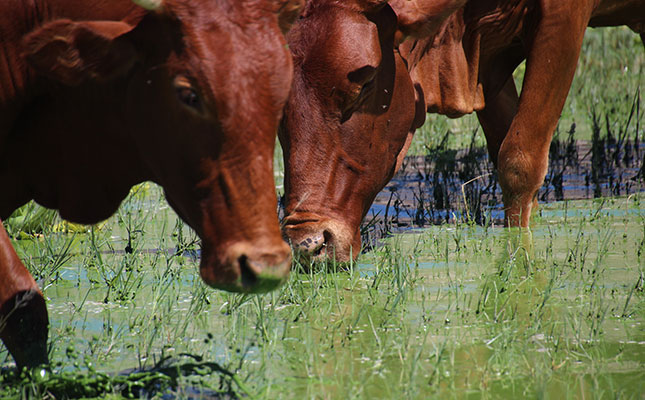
[
  {"xmin": 2, "ymin": 189, "xmax": 643, "ymax": 399},
  {"xmin": 1, "ymin": 27, "xmax": 643, "ymax": 399}
]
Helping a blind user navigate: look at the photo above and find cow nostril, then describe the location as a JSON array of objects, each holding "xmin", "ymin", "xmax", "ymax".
[
  {"xmin": 310, "ymin": 230, "xmax": 332, "ymax": 257},
  {"xmin": 322, "ymin": 230, "xmax": 332, "ymax": 244},
  {"xmin": 311, "ymin": 243, "xmax": 325, "ymax": 257},
  {"xmin": 238, "ymin": 255, "xmax": 258, "ymax": 289}
]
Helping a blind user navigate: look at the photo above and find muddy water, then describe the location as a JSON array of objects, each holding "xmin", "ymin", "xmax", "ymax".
[{"xmin": 363, "ymin": 139, "xmax": 644, "ymax": 245}]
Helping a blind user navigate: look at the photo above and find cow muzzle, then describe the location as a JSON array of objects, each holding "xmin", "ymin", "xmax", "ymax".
[
  {"xmin": 200, "ymin": 240, "xmax": 291, "ymax": 293},
  {"xmin": 282, "ymin": 216, "xmax": 360, "ymax": 262}
]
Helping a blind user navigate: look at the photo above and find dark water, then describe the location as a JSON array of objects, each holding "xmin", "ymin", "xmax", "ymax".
[{"xmin": 362, "ymin": 135, "xmax": 644, "ymax": 246}]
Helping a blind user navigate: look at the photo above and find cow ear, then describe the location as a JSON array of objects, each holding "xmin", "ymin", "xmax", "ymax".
[
  {"xmin": 23, "ymin": 19, "xmax": 138, "ymax": 86},
  {"xmin": 277, "ymin": 0, "xmax": 304, "ymax": 34},
  {"xmin": 389, "ymin": 0, "xmax": 465, "ymax": 39}
]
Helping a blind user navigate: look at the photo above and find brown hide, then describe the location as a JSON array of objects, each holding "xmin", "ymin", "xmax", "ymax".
[
  {"xmin": 0, "ymin": 0, "xmax": 301, "ymax": 368},
  {"xmin": 402, "ymin": 0, "xmax": 644, "ymax": 226},
  {"xmin": 400, "ymin": 0, "xmax": 534, "ymax": 117},
  {"xmin": 279, "ymin": 0, "xmax": 419, "ymax": 261},
  {"xmin": 389, "ymin": 0, "xmax": 467, "ymax": 38}
]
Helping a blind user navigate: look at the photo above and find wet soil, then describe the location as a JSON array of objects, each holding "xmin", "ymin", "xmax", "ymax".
[{"xmin": 363, "ymin": 130, "xmax": 644, "ymax": 246}]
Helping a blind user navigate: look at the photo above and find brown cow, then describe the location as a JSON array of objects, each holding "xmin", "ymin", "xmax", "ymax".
[
  {"xmin": 281, "ymin": 0, "xmax": 642, "ymax": 262},
  {"xmin": 399, "ymin": 0, "xmax": 645, "ymax": 226},
  {"xmin": 279, "ymin": 0, "xmax": 432, "ymax": 261},
  {"xmin": 0, "ymin": 0, "xmax": 301, "ymax": 368}
]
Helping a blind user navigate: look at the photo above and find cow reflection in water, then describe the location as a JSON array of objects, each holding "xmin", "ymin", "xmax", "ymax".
[
  {"xmin": 0, "ymin": 0, "xmax": 302, "ymax": 368},
  {"xmin": 281, "ymin": 0, "xmax": 644, "ymax": 262}
]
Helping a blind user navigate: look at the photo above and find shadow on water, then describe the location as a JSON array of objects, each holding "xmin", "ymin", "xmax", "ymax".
[{"xmin": 362, "ymin": 119, "xmax": 644, "ymax": 250}]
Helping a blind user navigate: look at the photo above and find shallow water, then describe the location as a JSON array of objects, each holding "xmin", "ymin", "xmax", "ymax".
[
  {"xmin": 364, "ymin": 140, "xmax": 644, "ymax": 243},
  {"xmin": 2, "ymin": 146, "xmax": 644, "ymax": 398},
  {"xmin": 2, "ymin": 189, "xmax": 644, "ymax": 398}
]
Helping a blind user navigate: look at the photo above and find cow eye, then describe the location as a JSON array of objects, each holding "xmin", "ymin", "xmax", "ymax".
[
  {"xmin": 177, "ymin": 87, "xmax": 200, "ymax": 108},
  {"xmin": 348, "ymin": 65, "xmax": 377, "ymax": 87},
  {"xmin": 173, "ymin": 76, "xmax": 201, "ymax": 110},
  {"xmin": 346, "ymin": 65, "xmax": 377, "ymax": 103}
]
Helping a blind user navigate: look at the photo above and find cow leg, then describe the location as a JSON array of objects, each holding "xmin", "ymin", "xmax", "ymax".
[
  {"xmin": 493, "ymin": 5, "xmax": 592, "ymax": 227},
  {"xmin": 394, "ymin": 82, "xmax": 427, "ymax": 173},
  {"xmin": 478, "ymin": 75, "xmax": 538, "ymax": 258},
  {"xmin": 477, "ymin": 75, "xmax": 519, "ymax": 168},
  {"xmin": 0, "ymin": 219, "xmax": 49, "ymax": 368}
]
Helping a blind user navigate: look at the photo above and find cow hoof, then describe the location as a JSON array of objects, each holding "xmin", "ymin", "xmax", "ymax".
[{"xmin": 0, "ymin": 290, "xmax": 49, "ymax": 369}]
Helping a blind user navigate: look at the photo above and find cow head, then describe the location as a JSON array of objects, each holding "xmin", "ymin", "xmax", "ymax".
[
  {"xmin": 278, "ymin": 0, "xmax": 419, "ymax": 262},
  {"xmin": 23, "ymin": 0, "xmax": 304, "ymax": 292}
]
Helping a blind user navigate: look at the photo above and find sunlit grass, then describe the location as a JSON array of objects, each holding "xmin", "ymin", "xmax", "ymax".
[{"xmin": 2, "ymin": 189, "xmax": 643, "ymax": 398}]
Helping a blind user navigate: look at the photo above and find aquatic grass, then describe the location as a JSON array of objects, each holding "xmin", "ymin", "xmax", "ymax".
[
  {"xmin": 4, "ymin": 203, "xmax": 58, "ymax": 237},
  {"xmin": 367, "ymin": 115, "xmax": 642, "ymax": 240},
  {"xmin": 2, "ymin": 190, "xmax": 643, "ymax": 398},
  {"xmin": 0, "ymin": 355, "xmax": 246, "ymax": 399}
]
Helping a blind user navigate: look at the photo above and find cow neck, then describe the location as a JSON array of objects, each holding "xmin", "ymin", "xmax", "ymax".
[
  {"xmin": 400, "ymin": 0, "xmax": 537, "ymax": 118},
  {"xmin": 464, "ymin": 0, "xmax": 534, "ymax": 56},
  {"xmin": 401, "ymin": 9, "xmax": 484, "ymax": 117}
]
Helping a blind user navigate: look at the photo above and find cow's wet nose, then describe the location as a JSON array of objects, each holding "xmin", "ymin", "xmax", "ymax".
[
  {"xmin": 287, "ymin": 227, "xmax": 356, "ymax": 262},
  {"xmin": 201, "ymin": 241, "xmax": 291, "ymax": 293},
  {"xmin": 282, "ymin": 216, "xmax": 360, "ymax": 262},
  {"xmin": 292, "ymin": 232, "xmax": 326, "ymax": 256},
  {"xmin": 235, "ymin": 247, "xmax": 291, "ymax": 292},
  {"xmin": 290, "ymin": 229, "xmax": 339, "ymax": 261}
]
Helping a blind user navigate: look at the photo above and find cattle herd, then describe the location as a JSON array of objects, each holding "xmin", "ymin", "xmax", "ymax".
[{"xmin": 0, "ymin": 0, "xmax": 642, "ymax": 369}]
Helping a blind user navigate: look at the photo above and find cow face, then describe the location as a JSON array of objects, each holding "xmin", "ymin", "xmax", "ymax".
[
  {"xmin": 279, "ymin": 0, "xmax": 418, "ymax": 261},
  {"xmin": 22, "ymin": 0, "xmax": 303, "ymax": 292},
  {"xmin": 129, "ymin": 0, "xmax": 302, "ymax": 293}
]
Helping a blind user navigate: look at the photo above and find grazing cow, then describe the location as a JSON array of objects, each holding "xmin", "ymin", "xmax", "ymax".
[
  {"xmin": 281, "ymin": 0, "xmax": 643, "ymax": 262},
  {"xmin": 398, "ymin": 0, "xmax": 645, "ymax": 226},
  {"xmin": 279, "ymin": 0, "xmax": 433, "ymax": 261},
  {"xmin": 0, "ymin": 0, "xmax": 302, "ymax": 368}
]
